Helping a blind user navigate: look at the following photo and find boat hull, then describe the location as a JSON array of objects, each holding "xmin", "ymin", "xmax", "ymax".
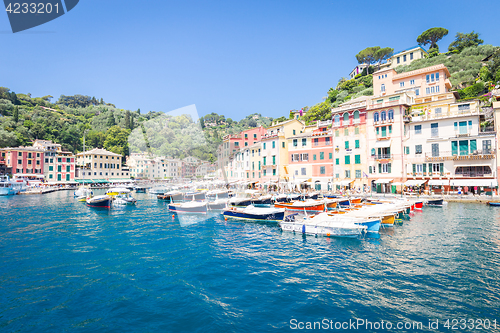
[
  {"xmin": 488, "ymin": 202, "xmax": 500, "ymax": 207},
  {"xmin": 169, "ymin": 203, "xmax": 207, "ymax": 214},
  {"xmin": 274, "ymin": 202, "xmax": 325, "ymax": 212},
  {"xmin": 223, "ymin": 209, "xmax": 285, "ymax": 222},
  {"xmin": 86, "ymin": 196, "xmax": 112, "ymax": 208},
  {"xmin": 279, "ymin": 221, "xmax": 364, "ymax": 237},
  {"xmin": 355, "ymin": 219, "xmax": 381, "ymax": 233},
  {"xmin": 427, "ymin": 199, "xmax": 443, "ymax": 206},
  {"xmin": 228, "ymin": 199, "xmax": 253, "ymax": 207},
  {"xmin": 157, "ymin": 193, "xmax": 183, "ymax": 202}
]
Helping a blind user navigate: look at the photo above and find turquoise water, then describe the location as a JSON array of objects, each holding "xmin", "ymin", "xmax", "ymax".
[{"xmin": 1, "ymin": 192, "xmax": 500, "ymax": 332}]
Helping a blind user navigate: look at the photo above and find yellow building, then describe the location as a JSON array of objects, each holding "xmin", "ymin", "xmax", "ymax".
[{"xmin": 76, "ymin": 148, "xmax": 130, "ymax": 183}]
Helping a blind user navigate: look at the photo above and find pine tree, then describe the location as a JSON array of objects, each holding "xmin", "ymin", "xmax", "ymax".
[
  {"xmin": 107, "ymin": 112, "xmax": 115, "ymax": 127},
  {"xmin": 124, "ymin": 110, "xmax": 131, "ymax": 129},
  {"xmin": 137, "ymin": 108, "xmax": 141, "ymax": 115}
]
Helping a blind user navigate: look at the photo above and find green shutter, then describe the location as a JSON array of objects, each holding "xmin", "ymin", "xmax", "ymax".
[
  {"xmin": 345, "ymin": 156, "xmax": 350, "ymax": 164},
  {"xmin": 355, "ymin": 155, "xmax": 360, "ymax": 164},
  {"xmin": 428, "ymin": 163, "xmax": 433, "ymax": 176},
  {"xmin": 313, "ymin": 154, "xmax": 317, "ymax": 161},
  {"xmin": 335, "ymin": 158, "xmax": 339, "ymax": 165},
  {"xmin": 345, "ymin": 141, "xmax": 349, "ymax": 149},
  {"xmin": 378, "ymin": 164, "xmax": 382, "ymax": 173},
  {"xmin": 329, "ymin": 153, "xmax": 332, "ymax": 159},
  {"xmin": 451, "ymin": 141, "xmax": 458, "ymax": 156},
  {"xmin": 263, "ymin": 157, "xmax": 266, "ymax": 165},
  {"xmin": 388, "ymin": 163, "xmax": 391, "ymax": 173},
  {"xmin": 381, "ymin": 126, "xmax": 387, "ymax": 137},
  {"xmin": 440, "ymin": 163, "xmax": 444, "ymax": 176},
  {"xmin": 459, "ymin": 140, "xmax": 469, "ymax": 156},
  {"xmin": 57, "ymin": 165, "xmax": 61, "ymax": 172},
  {"xmin": 355, "ymin": 140, "xmax": 360, "ymax": 148},
  {"xmin": 412, "ymin": 164, "xmax": 416, "ymax": 176},
  {"xmin": 272, "ymin": 155, "xmax": 276, "ymax": 165},
  {"xmin": 320, "ymin": 152, "xmax": 324, "ymax": 160},
  {"xmin": 423, "ymin": 163, "xmax": 426, "ymax": 174}
]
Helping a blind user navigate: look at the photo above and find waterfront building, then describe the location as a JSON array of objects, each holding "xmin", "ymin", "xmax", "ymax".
[
  {"xmin": 248, "ymin": 142, "xmax": 262, "ymax": 185},
  {"xmin": 331, "ymin": 96, "xmax": 370, "ymax": 191},
  {"xmin": 32, "ymin": 140, "xmax": 75, "ymax": 183},
  {"xmin": 0, "ymin": 154, "xmax": 11, "ymax": 175},
  {"xmin": 76, "ymin": 148, "xmax": 130, "ymax": 183},
  {"xmin": 0, "ymin": 146, "xmax": 45, "ymax": 185},
  {"xmin": 405, "ymin": 92, "xmax": 496, "ymax": 194},
  {"xmin": 195, "ymin": 162, "xmax": 216, "ymax": 179},
  {"xmin": 260, "ymin": 119, "xmax": 304, "ymax": 186},
  {"xmin": 366, "ymin": 91, "xmax": 414, "ymax": 193},
  {"xmin": 127, "ymin": 154, "xmax": 180, "ymax": 180},
  {"xmin": 181, "ymin": 156, "xmax": 200, "ymax": 179},
  {"xmin": 219, "ymin": 126, "xmax": 266, "ymax": 160}
]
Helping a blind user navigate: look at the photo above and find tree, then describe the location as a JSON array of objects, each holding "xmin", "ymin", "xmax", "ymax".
[
  {"xmin": 13, "ymin": 106, "xmax": 19, "ymax": 123},
  {"xmin": 106, "ymin": 112, "xmax": 115, "ymax": 127},
  {"xmin": 448, "ymin": 31, "xmax": 484, "ymax": 53},
  {"xmin": 0, "ymin": 129, "xmax": 18, "ymax": 147},
  {"xmin": 104, "ymin": 125, "xmax": 131, "ymax": 156},
  {"xmin": 374, "ymin": 47, "xmax": 394, "ymax": 69},
  {"xmin": 356, "ymin": 47, "xmax": 379, "ymax": 71},
  {"xmin": 417, "ymin": 27, "xmax": 448, "ymax": 51},
  {"xmin": 124, "ymin": 110, "xmax": 131, "ymax": 129}
]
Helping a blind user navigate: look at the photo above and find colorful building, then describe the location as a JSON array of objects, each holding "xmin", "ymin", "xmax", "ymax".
[
  {"xmin": 32, "ymin": 140, "xmax": 75, "ymax": 183},
  {"xmin": 76, "ymin": 148, "xmax": 129, "ymax": 183},
  {"xmin": 0, "ymin": 146, "xmax": 45, "ymax": 184}
]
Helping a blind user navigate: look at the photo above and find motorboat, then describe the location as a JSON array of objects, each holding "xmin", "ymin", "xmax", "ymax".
[
  {"xmin": 251, "ymin": 194, "xmax": 273, "ymax": 205},
  {"xmin": 274, "ymin": 199, "xmax": 325, "ymax": 212},
  {"xmin": 279, "ymin": 212, "xmax": 367, "ymax": 237},
  {"xmin": 169, "ymin": 201, "xmax": 207, "ymax": 214},
  {"xmin": 223, "ymin": 205, "xmax": 286, "ymax": 222},
  {"xmin": 149, "ymin": 187, "xmax": 169, "ymax": 195},
  {"xmin": 135, "ymin": 186, "xmax": 147, "ymax": 193},
  {"xmin": 488, "ymin": 202, "xmax": 500, "ymax": 207},
  {"xmin": 228, "ymin": 197, "xmax": 253, "ymax": 207},
  {"xmin": 207, "ymin": 198, "xmax": 229, "ymax": 210},
  {"xmin": 183, "ymin": 191, "xmax": 206, "ymax": 201},
  {"xmin": 86, "ymin": 195, "xmax": 112, "ymax": 208},
  {"xmin": 273, "ymin": 194, "xmax": 289, "ymax": 203},
  {"xmin": 157, "ymin": 190, "xmax": 183, "ymax": 202},
  {"xmin": 426, "ymin": 199, "xmax": 444, "ymax": 206},
  {"xmin": 114, "ymin": 194, "xmax": 137, "ymax": 205},
  {"xmin": 206, "ymin": 189, "xmax": 230, "ymax": 200},
  {"xmin": 74, "ymin": 185, "xmax": 92, "ymax": 197}
]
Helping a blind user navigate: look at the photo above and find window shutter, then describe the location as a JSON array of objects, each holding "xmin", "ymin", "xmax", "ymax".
[
  {"xmin": 388, "ymin": 163, "xmax": 391, "ymax": 173},
  {"xmin": 439, "ymin": 163, "xmax": 444, "ymax": 176},
  {"xmin": 423, "ymin": 164, "xmax": 426, "ymax": 174},
  {"xmin": 428, "ymin": 163, "xmax": 432, "ymax": 176},
  {"xmin": 378, "ymin": 164, "xmax": 382, "ymax": 173},
  {"xmin": 412, "ymin": 164, "xmax": 416, "ymax": 175}
]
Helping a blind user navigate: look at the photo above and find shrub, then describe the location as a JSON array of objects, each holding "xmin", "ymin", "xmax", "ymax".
[{"xmin": 457, "ymin": 82, "xmax": 486, "ymax": 99}]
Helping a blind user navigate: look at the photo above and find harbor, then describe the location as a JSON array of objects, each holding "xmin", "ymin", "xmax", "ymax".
[{"xmin": 1, "ymin": 190, "xmax": 500, "ymax": 332}]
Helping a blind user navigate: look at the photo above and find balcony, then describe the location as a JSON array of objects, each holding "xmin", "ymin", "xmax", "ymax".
[
  {"xmin": 331, "ymin": 101, "xmax": 367, "ymax": 113},
  {"xmin": 371, "ymin": 154, "xmax": 392, "ymax": 160},
  {"xmin": 425, "ymin": 150, "xmax": 495, "ymax": 162}
]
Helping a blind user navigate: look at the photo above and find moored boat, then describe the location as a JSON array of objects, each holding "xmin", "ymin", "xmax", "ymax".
[
  {"xmin": 228, "ymin": 197, "xmax": 253, "ymax": 207},
  {"xmin": 207, "ymin": 198, "xmax": 228, "ymax": 210},
  {"xmin": 274, "ymin": 199, "xmax": 325, "ymax": 212},
  {"xmin": 0, "ymin": 175, "xmax": 24, "ymax": 196},
  {"xmin": 169, "ymin": 201, "xmax": 207, "ymax": 214},
  {"xmin": 426, "ymin": 199, "xmax": 444, "ymax": 206},
  {"xmin": 251, "ymin": 194, "xmax": 273, "ymax": 205},
  {"xmin": 223, "ymin": 205, "xmax": 286, "ymax": 222},
  {"xmin": 279, "ymin": 212, "xmax": 367, "ymax": 237},
  {"xmin": 488, "ymin": 202, "xmax": 500, "ymax": 206},
  {"xmin": 157, "ymin": 190, "xmax": 183, "ymax": 202},
  {"xmin": 183, "ymin": 191, "xmax": 206, "ymax": 201}
]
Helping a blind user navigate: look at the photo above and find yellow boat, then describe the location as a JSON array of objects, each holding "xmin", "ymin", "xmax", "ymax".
[{"xmin": 381, "ymin": 214, "xmax": 396, "ymax": 226}]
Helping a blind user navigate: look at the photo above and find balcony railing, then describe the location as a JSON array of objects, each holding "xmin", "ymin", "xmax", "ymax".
[
  {"xmin": 425, "ymin": 150, "xmax": 495, "ymax": 161},
  {"xmin": 371, "ymin": 154, "xmax": 392, "ymax": 159}
]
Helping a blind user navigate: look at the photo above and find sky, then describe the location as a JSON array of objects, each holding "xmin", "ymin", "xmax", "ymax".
[{"xmin": 2, "ymin": 0, "xmax": 500, "ymax": 121}]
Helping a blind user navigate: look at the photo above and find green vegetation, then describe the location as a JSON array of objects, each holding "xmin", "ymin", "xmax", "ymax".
[{"xmin": 448, "ymin": 31, "xmax": 484, "ymax": 53}]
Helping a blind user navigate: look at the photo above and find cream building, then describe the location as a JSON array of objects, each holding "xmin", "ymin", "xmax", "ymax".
[{"xmin": 76, "ymin": 148, "xmax": 129, "ymax": 182}]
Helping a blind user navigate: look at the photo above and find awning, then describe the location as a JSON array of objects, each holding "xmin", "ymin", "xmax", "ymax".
[
  {"xmin": 404, "ymin": 180, "xmax": 427, "ymax": 186},
  {"xmin": 428, "ymin": 180, "xmax": 449, "ymax": 186},
  {"xmin": 75, "ymin": 179, "xmax": 94, "ymax": 184},
  {"xmin": 450, "ymin": 179, "xmax": 498, "ymax": 187},
  {"xmin": 374, "ymin": 179, "xmax": 392, "ymax": 184},
  {"xmin": 93, "ymin": 179, "xmax": 109, "ymax": 183},
  {"xmin": 374, "ymin": 140, "xmax": 392, "ymax": 148}
]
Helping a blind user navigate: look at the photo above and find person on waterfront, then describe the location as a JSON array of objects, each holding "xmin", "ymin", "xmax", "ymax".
[{"xmin": 458, "ymin": 186, "xmax": 462, "ymax": 195}]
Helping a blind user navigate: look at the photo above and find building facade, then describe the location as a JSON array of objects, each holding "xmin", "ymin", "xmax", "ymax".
[{"xmin": 76, "ymin": 148, "xmax": 129, "ymax": 182}]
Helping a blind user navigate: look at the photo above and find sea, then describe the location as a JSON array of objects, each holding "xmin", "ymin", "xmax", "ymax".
[{"xmin": 1, "ymin": 191, "xmax": 500, "ymax": 332}]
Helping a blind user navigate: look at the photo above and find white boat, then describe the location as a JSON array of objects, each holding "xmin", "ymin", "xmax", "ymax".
[
  {"xmin": 0, "ymin": 175, "xmax": 24, "ymax": 196},
  {"xmin": 114, "ymin": 194, "xmax": 137, "ymax": 205},
  {"xmin": 169, "ymin": 201, "xmax": 207, "ymax": 214},
  {"xmin": 223, "ymin": 205, "xmax": 286, "ymax": 222},
  {"xmin": 279, "ymin": 212, "xmax": 367, "ymax": 237},
  {"xmin": 207, "ymin": 198, "xmax": 229, "ymax": 210},
  {"xmin": 74, "ymin": 186, "xmax": 93, "ymax": 199}
]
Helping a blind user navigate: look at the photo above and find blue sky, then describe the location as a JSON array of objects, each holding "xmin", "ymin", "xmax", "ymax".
[{"xmin": 1, "ymin": 0, "xmax": 500, "ymax": 121}]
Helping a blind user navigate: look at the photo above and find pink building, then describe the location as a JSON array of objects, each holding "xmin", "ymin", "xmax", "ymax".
[
  {"xmin": 373, "ymin": 64, "xmax": 452, "ymax": 98},
  {"xmin": 0, "ymin": 147, "xmax": 45, "ymax": 183},
  {"xmin": 219, "ymin": 126, "xmax": 266, "ymax": 160}
]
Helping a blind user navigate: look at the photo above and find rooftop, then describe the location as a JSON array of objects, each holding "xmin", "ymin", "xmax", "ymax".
[{"xmin": 76, "ymin": 148, "xmax": 123, "ymax": 157}]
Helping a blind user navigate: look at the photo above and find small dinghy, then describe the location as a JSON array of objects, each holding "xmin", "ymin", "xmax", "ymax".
[
  {"xmin": 426, "ymin": 199, "xmax": 444, "ymax": 206},
  {"xmin": 169, "ymin": 201, "xmax": 207, "ymax": 214},
  {"xmin": 86, "ymin": 195, "xmax": 112, "ymax": 208},
  {"xmin": 488, "ymin": 202, "xmax": 500, "ymax": 207},
  {"xmin": 279, "ymin": 212, "xmax": 367, "ymax": 237}
]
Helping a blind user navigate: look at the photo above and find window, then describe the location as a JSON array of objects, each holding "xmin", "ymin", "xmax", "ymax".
[
  {"xmin": 354, "ymin": 127, "xmax": 359, "ymax": 135},
  {"xmin": 431, "ymin": 143, "xmax": 439, "ymax": 157},
  {"xmin": 415, "ymin": 145, "xmax": 422, "ymax": 154},
  {"xmin": 415, "ymin": 125, "xmax": 422, "ymax": 134},
  {"xmin": 272, "ymin": 141, "xmax": 275, "ymax": 149},
  {"xmin": 320, "ymin": 152, "xmax": 324, "ymax": 160},
  {"xmin": 49, "ymin": 165, "xmax": 53, "ymax": 171},
  {"xmin": 436, "ymin": 72, "xmax": 440, "ymax": 81},
  {"xmin": 344, "ymin": 128, "xmax": 348, "ymax": 136},
  {"xmin": 329, "ymin": 153, "xmax": 332, "ymax": 159},
  {"xmin": 416, "ymin": 88, "xmax": 420, "ymax": 96},
  {"xmin": 355, "ymin": 170, "xmax": 361, "ymax": 178},
  {"xmin": 381, "ymin": 111, "xmax": 386, "ymax": 121},
  {"xmin": 426, "ymin": 74, "xmax": 430, "ymax": 83},
  {"xmin": 335, "ymin": 158, "xmax": 339, "ymax": 165},
  {"xmin": 313, "ymin": 154, "xmax": 316, "ymax": 161},
  {"xmin": 263, "ymin": 143, "xmax": 266, "ymax": 149},
  {"xmin": 57, "ymin": 165, "xmax": 61, "ymax": 172},
  {"xmin": 410, "ymin": 52, "xmax": 414, "ymax": 60},
  {"xmin": 403, "ymin": 54, "xmax": 407, "ymax": 62},
  {"xmin": 388, "ymin": 109, "xmax": 394, "ymax": 120},
  {"xmin": 235, "ymin": 142, "xmax": 239, "ymax": 146},
  {"xmin": 263, "ymin": 169, "xmax": 266, "ymax": 176},
  {"xmin": 345, "ymin": 141, "xmax": 349, "ymax": 149},
  {"xmin": 435, "ymin": 107, "xmax": 442, "ymax": 116},
  {"xmin": 388, "ymin": 125, "xmax": 392, "ymax": 134},
  {"xmin": 258, "ymin": 161, "xmax": 261, "ymax": 170},
  {"xmin": 458, "ymin": 104, "xmax": 470, "ymax": 111},
  {"xmin": 18, "ymin": 159, "xmax": 22, "ymax": 164},
  {"xmin": 273, "ymin": 169, "xmax": 276, "ymax": 176},
  {"xmin": 345, "ymin": 170, "xmax": 351, "ymax": 178},
  {"xmin": 263, "ymin": 157, "xmax": 266, "ymax": 165},
  {"xmin": 314, "ymin": 138, "xmax": 319, "ymax": 146},
  {"xmin": 397, "ymin": 57, "xmax": 400, "ymax": 64},
  {"xmin": 374, "ymin": 112, "xmax": 379, "ymax": 122},
  {"xmin": 325, "ymin": 137, "xmax": 331, "ymax": 145},
  {"xmin": 295, "ymin": 170, "xmax": 298, "ymax": 176},
  {"xmin": 334, "ymin": 114, "xmax": 340, "ymax": 126},
  {"xmin": 381, "ymin": 84, "xmax": 385, "ymax": 92},
  {"xmin": 353, "ymin": 110, "xmax": 359, "ymax": 122},
  {"xmin": 380, "ymin": 163, "xmax": 391, "ymax": 173},
  {"xmin": 320, "ymin": 166, "xmax": 326, "ymax": 175},
  {"xmin": 345, "ymin": 156, "xmax": 350, "ymax": 164},
  {"xmin": 293, "ymin": 139, "xmax": 298, "ymax": 147},
  {"xmin": 355, "ymin": 155, "xmax": 361, "ymax": 164},
  {"xmin": 302, "ymin": 153, "xmax": 308, "ymax": 161},
  {"xmin": 376, "ymin": 127, "xmax": 379, "ymax": 135},
  {"xmin": 254, "ymin": 134, "xmax": 257, "ymax": 139},
  {"xmin": 404, "ymin": 146, "xmax": 410, "ymax": 155},
  {"xmin": 335, "ymin": 130, "xmax": 339, "ymax": 137},
  {"xmin": 301, "ymin": 168, "xmax": 306, "ymax": 175},
  {"xmin": 66, "ymin": 166, "xmax": 70, "ymax": 172},
  {"xmin": 431, "ymin": 123, "xmax": 438, "ymax": 137},
  {"xmin": 302, "ymin": 138, "xmax": 307, "ymax": 146},
  {"xmin": 400, "ymin": 82, "xmax": 405, "ymax": 87},
  {"xmin": 343, "ymin": 112, "xmax": 349, "ymax": 124},
  {"xmin": 293, "ymin": 130, "xmax": 296, "ymax": 135}
]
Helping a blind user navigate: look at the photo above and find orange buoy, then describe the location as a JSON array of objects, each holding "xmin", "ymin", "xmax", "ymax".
[{"xmin": 172, "ymin": 214, "xmax": 175, "ymax": 218}]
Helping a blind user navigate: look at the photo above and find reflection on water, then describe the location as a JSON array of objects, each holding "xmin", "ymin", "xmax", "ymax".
[{"xmin": 1, "ymin": 194, "xmax": 500, "ymax": 332}]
